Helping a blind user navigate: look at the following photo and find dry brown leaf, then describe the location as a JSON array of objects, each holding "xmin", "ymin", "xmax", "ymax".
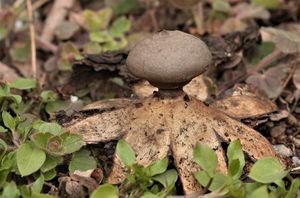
[
  {"xmin": 211, "ymin": 95, "xmax": 277, "ymax": 119},
  {"xmin": 0, "ymin": 62, "xmax": 20, "ymax": 82},
  {"xmin": 246, "ymin": 65, "xmax": 289, "ymax": 99}
]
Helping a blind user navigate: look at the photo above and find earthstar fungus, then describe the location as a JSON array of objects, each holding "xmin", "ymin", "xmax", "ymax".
[{"xmin": 64, "ymin": 30, "xmax": 281, "ymax": 194}]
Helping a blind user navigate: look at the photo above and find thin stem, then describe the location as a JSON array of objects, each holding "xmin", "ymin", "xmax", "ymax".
[{"xmin": 26, "ymin": 0, "xmax": 37, "ymax": 79}]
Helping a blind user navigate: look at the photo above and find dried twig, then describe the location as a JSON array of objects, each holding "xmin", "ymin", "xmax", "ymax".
[{"xmin": 26, "ymin": 0, "xmax": 37, "ymax": 79}]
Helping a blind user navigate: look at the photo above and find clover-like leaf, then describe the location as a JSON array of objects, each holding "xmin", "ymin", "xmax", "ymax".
[
  {"xmin": 16, "ymin": 143, "xmax": 46, "ymax": 176},
  {"xmin": 249, "ymin": 157, "xmax": 288, "ymax": 183},
  {"xmin": 91, "ymin": 184, "xmax": 118, "ymax": 198},
  {"xmin": 116, "ymin": 139, "xmax": 136, "ymax": 167},
  {"xmin": 193, "ymin": 144, "xmax": 218, "ymax": 177}
]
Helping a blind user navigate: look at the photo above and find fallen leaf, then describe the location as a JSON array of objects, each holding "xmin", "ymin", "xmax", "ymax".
[
  {"xmin": 246, "ymin": 65, "xmax": 288, "ymax": 99},
  {"xmin": 0, "ymin": 62, "xmax": 20, "ymax": 83},
  {"xmin": 54, "ymin": 21, "xmax": 79, "ymax": 40}
]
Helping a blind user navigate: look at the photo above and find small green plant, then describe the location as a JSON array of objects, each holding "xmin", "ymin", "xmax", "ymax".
[
  {"xmin": 0, "ymin": 78, "xmax": 86, "ymax": 197},
  {"xmin": 83, "ymin": 7, "xmax": 131, "ymax": 54},
  {"xmin": 91, "ymin": 139, "xmax": 178, "ymax": 198},
  {"xmin": 193, "ymin": 140, "xmax": 300, "ymax": 197}
]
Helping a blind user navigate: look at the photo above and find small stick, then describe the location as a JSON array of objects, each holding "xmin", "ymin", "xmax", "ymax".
[{"xmin": 26, "ymin": 0, "xmax": 37, "ymax": 79}]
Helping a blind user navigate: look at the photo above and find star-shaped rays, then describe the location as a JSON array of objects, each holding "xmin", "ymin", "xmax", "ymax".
[{"xmin": 63, "ymin": 93, "xmax": 280, "ymax": 194}]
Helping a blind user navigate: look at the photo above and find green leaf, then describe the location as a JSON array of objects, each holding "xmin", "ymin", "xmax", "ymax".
[
  {"xmin": 0, "ymin": 125, "xmax": 8, "ymax": 132},
  {"xmin": 33, "ymin": 121, "xmax": 63, "ymax": 136},
  {"xmin": 116, "ymin": 139, "xmax": 136, "ymax": 167},
  {"xmin": 193, "ymin": 144, "xmax": 218, "ymax": 177},
  {"xmin": 194, "ymin": 170, "xmax": 211, "ymax": 187},
  {"xmin": 83, "ymin": 42, "xmax": 102, "ymax": 54},
  {"xmin": 43, "ymin": 169, "xmax": 57, "ymax": 181},
  {"xmin": 0, "ymin": 139, "xmax": 8, "ymax": 159},
  {"xmin": 2, "ymin": 111, "xmax": 16, "ymax": 131},
  {"xmin": 16, "ymin": 143, "xmax": 46, "ymax": 176},
  {"xmin": 140, "ymin": 192, "xmax": 160, "ymax": 198},
  {"xmin": 112, "ymin": 0, "xmax": 140, "ymax": 15},
  {"xmin": 152, "ymin": 169, "xmax": 178, "ymax": 189},
  {"xmin": 83, "ymin": 8, "xmax": 112, "ymax": 31},
  {"xmin": 0, "ymin": 170, "xmax": 9, "ymax": 186},
  {"xmin": 89, "ymin": 31, "xmax": 112, "ymax": 43},
  {"xmin": 209, "ymin": 173, "xmax": 229, "ymax": 192},
  {"xmin": 45, "ymin": 100, "xmax": 69, "ymax": 114},
  {"xmin": 248, "ymin": 185, "xmax": 269, "ymax": 198},
  {"xmin": 227, "ymin": 140, "xmax": 245, "ymax": 178},
  {"xmin": 69, "ymin": 149, "xmax": 97, "ymax": 173},
  {"xmin": 31, "ymin": 192, "xmax": 57, "ymax": 198},
  {"xmin": 249, "ymin": 157, "xmax": 288, "ymax": 183},
  {"xmin": 40, "ymin": 155, "xmax": 62, "ymax": 172},
  {"xmin": 7, "ymin": 94, "xmax": 22, "ymax": 104},
  {"xmin": 1, "ymin": 151, "xmax": 17, "ymax": 171},
  {"xmin": 9, "ymin": 41, "xmax": 31, "ymax": 62},
  {"xmin": 31, "ymin": 133, "xmax": 53, "ymax": 150},
  {"xmin": 285, "ymin": 178, "xmax": 300, "ymax": 198},
  {"xmin": 110, "ymin": 16, "xmax": 131, "ymax": 37},
  {"xmin": 40, "ymin": 91, "xmax": 58, "ymax": 102},
  {"xmin": 212, "ymin": 0, "xmax": 231, "ymax": 13},
  {"xmin": 250, "ymin": 42, "xmax": 275, "ymax": 65},
  {"xmin": 9, "ymin": 78, "xmax": 37, "ymax": 90},
  {"xmin": 148, "ymin": 158, "xmax": 168, "ymax": 176},
  {"xmin": 251, "ymin": 0, "xmax": 280, "ymax": 9},
  {"xmin": 60, "ymin": 132, "xmax": 84, "ymax": 154},
  {"xmin": 31, "ymin": 175, "xmax": 44, "ymax": 193},
  {"xmin": 1, "ymin": 182, "xmax": 20, "ymax": 198},
  {"xmin": 91, "ymin": 184, "xmax": 118, "ymax": 198}
]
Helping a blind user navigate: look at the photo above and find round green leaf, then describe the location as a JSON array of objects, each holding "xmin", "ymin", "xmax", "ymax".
[
  {"xmin": 16, "ymin": 143, "xmax": 46, "ymax": 176},
  {"xmin": 249, "ymin": 157, "xmax": 288, "ymax": 183},
  {"xmin": 116, "ymin": 139, "xmax": 136, "ymax": 167},
  {"xmin": 91, "ymin": 184, "xmax": 118, "ymax": 198}
]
